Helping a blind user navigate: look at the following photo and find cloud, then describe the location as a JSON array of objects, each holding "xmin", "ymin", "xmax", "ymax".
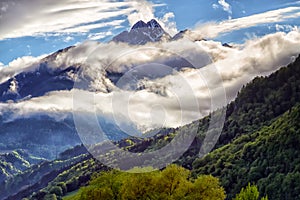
[
  {"xmin": 88, "ymin": 31, "xmax": 114, "ymax": 41},
  {"xmin": 0, "ymin": 55, "xmax": 46, "ymax": 84},
  {"xmin": 217, "ymin": 0, "xmax": 232, "ymax": 18},
  {"xmin": 124, "ymin": 0, "xmax": 176, "ymax": 36},
  {"xmin": 0, "ymin": 0, "xmax": 145, "ymax": 40},
  {"xmin": 212, "ymin": 4, "xmax": 219, "ymax": 10},
  {"xmin": 275, "ymin": 24, "xmax": 295, "ymax": 32},
  {"xmin": 212, "ymin": 0, "xmax": 232, "ymax": 19},
  {"xmin": 126, "ymin": 0, "xmax": 155, "ymax": 27},
  {"xmin": 160, "ymin": 12, "xmax": 178, "ymax": 36},
  {"xmin": 63, "ymin": 36, "xmax": 74, "ymax": 43},
  {"xmin": 1, "ymin": 30, "xmax": 300, "ymax": 132},
  {"xmin": 0, "ymin": 0, "xmax": 177, "ymax": 40},
  {"xmin": 196, "ymin": 6, "xmax": 300, "ymax": 38}
]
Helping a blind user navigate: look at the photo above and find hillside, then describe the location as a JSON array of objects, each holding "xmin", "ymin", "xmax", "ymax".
[
  {"xmin": 193, "ymin": 103, "xmax": 300, "ymax": 199},
  {"xmin": 0, "ymin": 150, "xmax": 44, "ymax": 183}
]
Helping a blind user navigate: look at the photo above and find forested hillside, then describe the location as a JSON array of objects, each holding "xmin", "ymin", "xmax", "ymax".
[{"xmin": 193, "ymin": 103, "xmax": 300, "ymax": 199}]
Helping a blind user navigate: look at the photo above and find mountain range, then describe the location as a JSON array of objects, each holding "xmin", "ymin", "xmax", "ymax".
[{"xmin": 0, "ymin": 19, "xmax": 206, "ymax": 165}]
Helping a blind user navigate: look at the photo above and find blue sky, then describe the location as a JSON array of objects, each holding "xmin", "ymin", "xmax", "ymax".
[{"xmin": 1, "ymin": 0, "xmax": 300, "ymax": 65}]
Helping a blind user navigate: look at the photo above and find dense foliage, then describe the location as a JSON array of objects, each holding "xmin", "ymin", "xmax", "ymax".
[
  {"xmin": 219, "ymin": 55, "xmax": 300, "ymax": 146},
  {"xmin": 64, "ymin": 165, "xmax": 226, "ymax": 200},
  {"xmin": 234, "ymin": 183, "xmax": 268, "ymax": 200},
  {"xmin": 193, "ymin": 104, "xmax": 300, "ymax": 199}
]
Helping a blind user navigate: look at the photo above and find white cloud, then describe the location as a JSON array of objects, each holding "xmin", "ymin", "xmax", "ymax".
[
  {"xmin": 63, "ymin": 36, "xmax": 74, "ymax": 43},
  {"xmin": 275, "ymin": 24, "xmax": 295, "ymax": 32},
  {"xmin": 0, "ymin": 55, "xmax": 46, "ymax": 84},
  {"xmin": 59, "ymin": 19, "xmax": 126, "ymax": 33},
  {"xmin": 88, "ymin": 31, "xmax": 114, "ymax": 41},
  {"xmin": 160, "ymin": 12, "xmax": 178, "ymax": 36},
  {"xmin": 217, "ymin": 0, "xmax": 232, "ymax": 18},
  {"xmin": 0, "ymin": 62, "xmax": 4, "ymax": 68},
  {"xmin": 196, "ymin": 6, "xmax": 300, "ymax": 38},
  {"xmin": 0, "ymin": 0, "xmax": 162, "ymax": 40},
  {"xmin": 212, "ymin": 0, "xmax": 232, "ymax": 19},
  {"xmin": 1, "ymin": 30, "xmax": 300, "ymax": 132},
  {"xmin": 124, "ymin": 0, "xmax": 176, "ymax": 35},
  {"xmin": 126, "ymin": 0, "xmax": 155, "ymax": 27},
  {"xmin": 0, "ymin": 0, "xmax": 177, "ymax": 40},
  {"xmin": 212, "ymin": 4, "xmax": 219, "ymax": 10}
]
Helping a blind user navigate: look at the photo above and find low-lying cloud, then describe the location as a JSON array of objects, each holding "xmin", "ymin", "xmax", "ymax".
[{"xmin": 1, "ymin": 29, "xmax": 300, "ymax": 132}]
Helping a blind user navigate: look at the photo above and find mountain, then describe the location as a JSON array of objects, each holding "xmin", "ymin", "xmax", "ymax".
[
  {"xmin": 112, "ymin": 19, "xmax": 205, "ymax": 44},
  {"xmin": 2, "ymin": 54, "xmax": 299, "ymax": 200},
  {"xmin": 112, "ymin": 19, "xmax": 171, "ymax": 45},
  {"xmin": 0, "ymin": 150, "xmax": 44, "ymax": 183},
  {"xmin": 0, "ymin": 19, "xmax": 202, "ymax": 104},
  {"xmin": 0, "ymin": 19, "xmax": 189, "ymax": 171},
  {"xmin": 0, "ymin": 47, "xmax": 77, "ymax": 103}
]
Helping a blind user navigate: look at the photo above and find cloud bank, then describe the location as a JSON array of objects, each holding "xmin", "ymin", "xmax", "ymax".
[{"xmin": 1, "ymin": 29, "xmax": 300, "ymax": 132}]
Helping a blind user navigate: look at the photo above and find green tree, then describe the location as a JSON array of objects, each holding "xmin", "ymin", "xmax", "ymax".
[
  {"xmin": 234, "ymin": 183, "xmax": 268, "ymax": 200},
  {"xmin": 71, "ymin": 165, "xmax": 226, "ymax": 200},
  {"xmin": 188, "ymin": 175, "xmax": 226, "ymax": 200},
  {"xmin": 157, "ymin": 164, "xmax": 191, "ymax": 198},
  {"xmin": 120, "ymin": 172, "xmax": 159, "ymax": 200},
  {"xmin": 49, "ymin": 186, "xmax": 63, "ymax": 196}
]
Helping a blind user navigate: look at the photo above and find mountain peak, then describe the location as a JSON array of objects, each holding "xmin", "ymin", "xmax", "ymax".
[
  {"xmin": 146, "ymin": 19, "xmax": 161, "ymax": 28},
  {"xmin": 131, "ymin": 20, "xmax": 148, "ymax": 30},
  {"xmin": 113, "ymin": 19, "xmax": 170, "ymax": 45},
  {"xmin": 131, "ymin": 19, "xmax": 162, "ymax": 30}
]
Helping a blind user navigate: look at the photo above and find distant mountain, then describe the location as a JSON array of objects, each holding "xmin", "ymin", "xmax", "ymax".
[
  {"xmin": 0, "ymin": 46, "xmax": 77, "ymax": 103},
  {"xmin": 0, "ymin": 150, "xmax": 44, "ymax": 183},
  {"xmin": 0, "ymin": 64, "xmax": 77, "ymax": 103},
  {"xmin": 112, "ymin": 19, "xmax": 171, "ymax": 45}
]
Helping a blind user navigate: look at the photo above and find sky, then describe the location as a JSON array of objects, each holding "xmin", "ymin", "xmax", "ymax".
[{"xmin": 1, "ymin": 0, "xmax": 300, "ymax": 65}]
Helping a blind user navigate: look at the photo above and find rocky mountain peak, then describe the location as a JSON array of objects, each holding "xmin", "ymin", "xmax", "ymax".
[
  {"xmin": 131, "ymin": 20, "xmax": 148, "ymax": 30},
  {"xmin": 112, "ymin": 19, "xmax": 170, "ymax": 45}
]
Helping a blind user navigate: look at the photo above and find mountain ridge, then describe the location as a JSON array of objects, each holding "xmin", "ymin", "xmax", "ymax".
[{"xmin": 112, "ymin": 19, "xmax": 171, "ymax": 45}]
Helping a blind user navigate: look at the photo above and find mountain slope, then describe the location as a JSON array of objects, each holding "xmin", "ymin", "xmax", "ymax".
[
  {"xmin": 0, "ymin": 47, "xmax": 77, "ymax": 103},
  {"xmin": 172, "ymin": 54, "xmax": 300, "ymax": 169},
  {"xmin": 218, "ymin": 55, "xmax": 300, "ymax": 146},
  {"xmin": 192, "ymin": 103, "xmax": 300, "ymax": 199},
  {"xmin": 0, "ymin": 150, "xmax": 44, "ymax": 183}
]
